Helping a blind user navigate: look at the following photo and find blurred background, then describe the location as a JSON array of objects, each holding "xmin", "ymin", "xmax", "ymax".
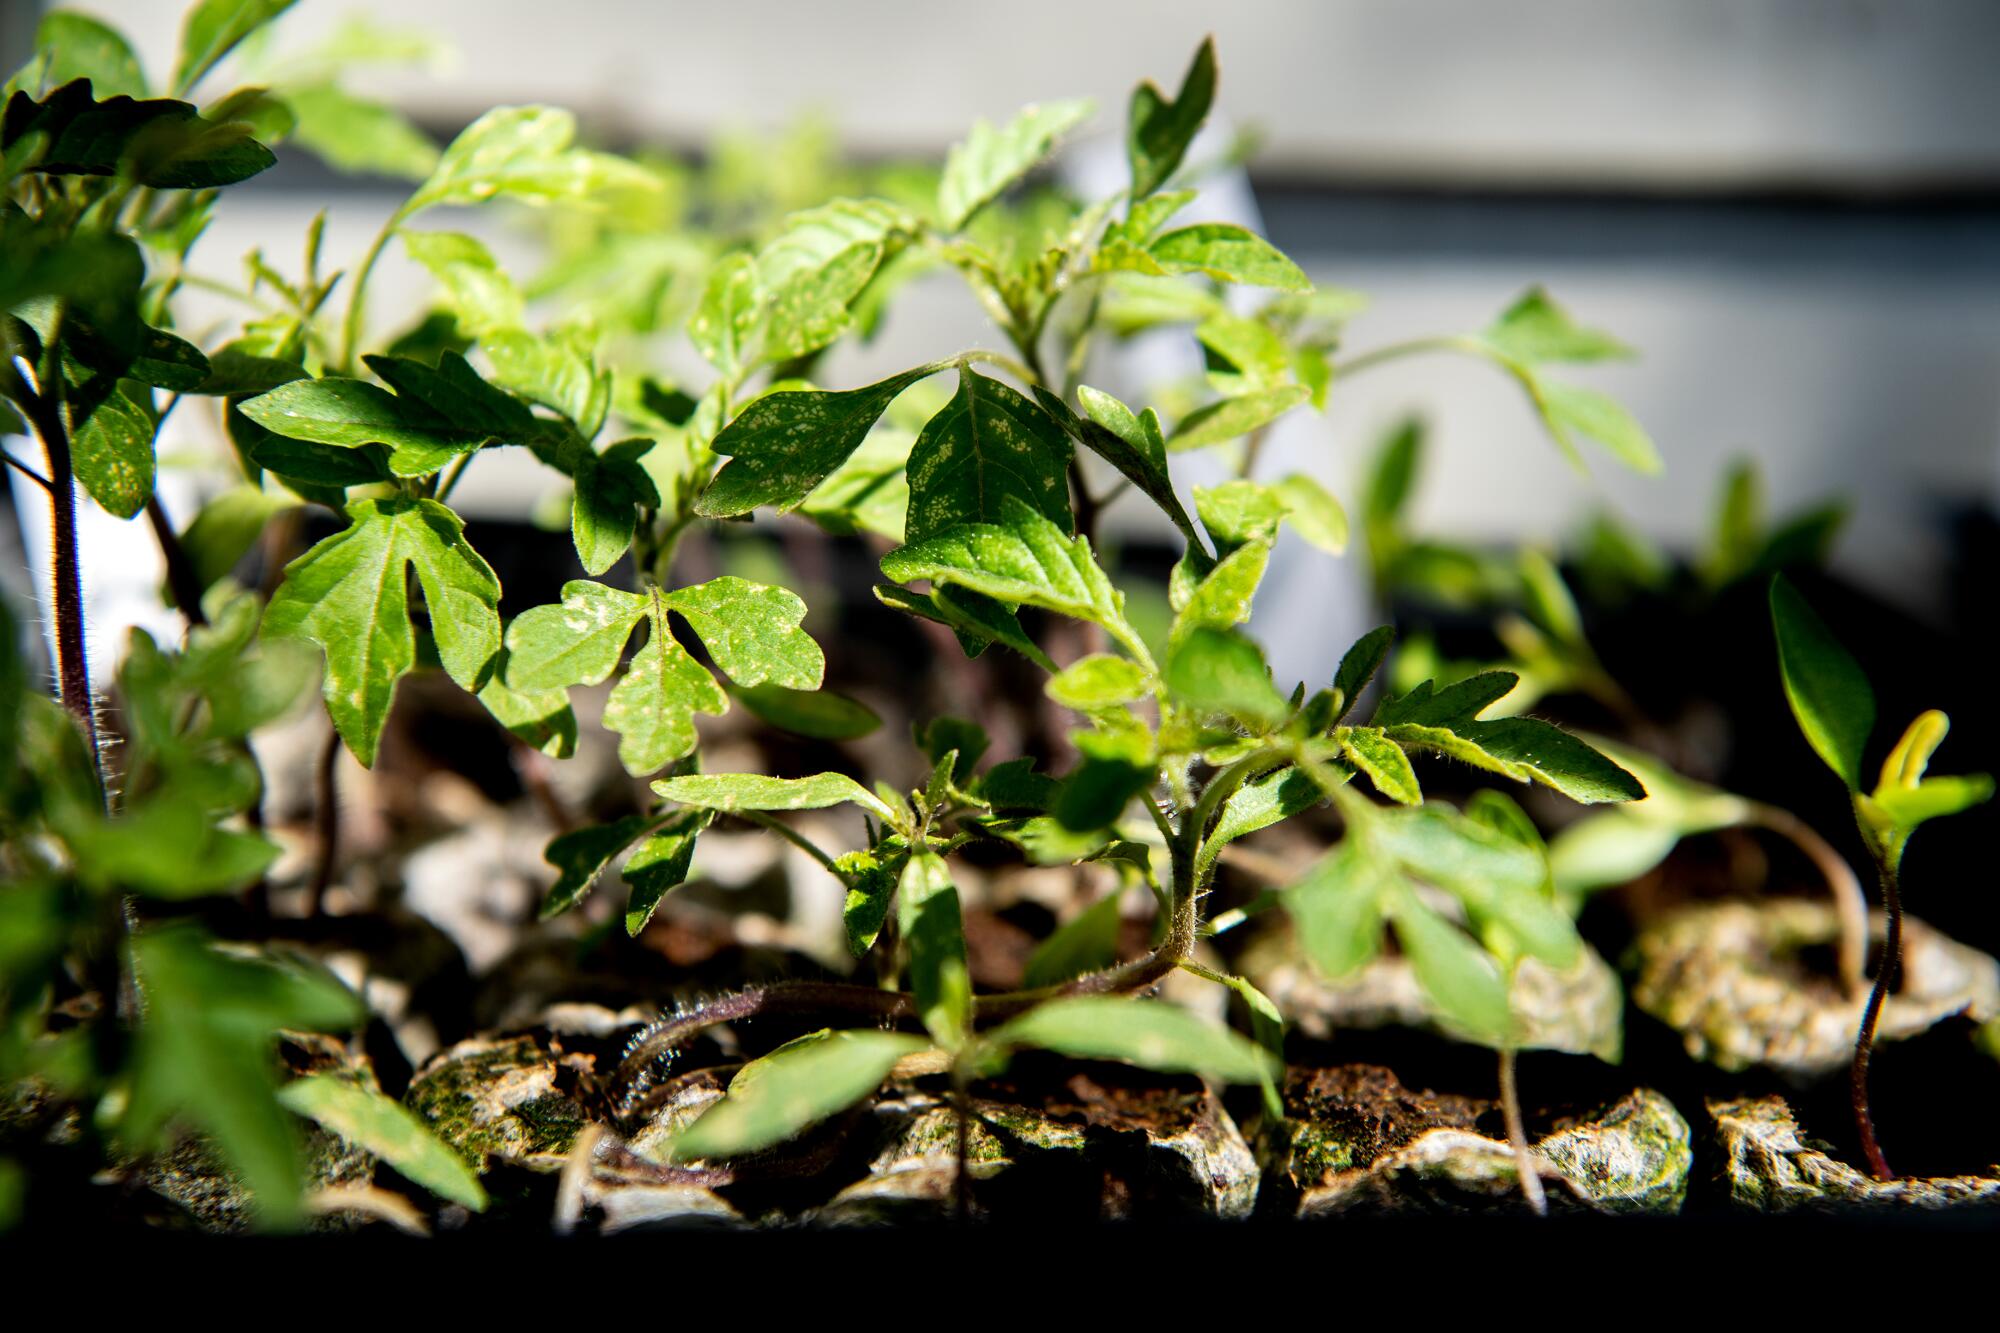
[{"xmin": 3, "ymin": 0, "xmax": 1997, "ymax": 676}]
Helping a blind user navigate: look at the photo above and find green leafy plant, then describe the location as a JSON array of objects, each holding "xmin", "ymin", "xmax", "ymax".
[
  {"xmin": 1768, "ymin": 575, "xmax": 1992, "ymax": 1179},
  {"xmin": 2, "ymin": 6, "xmax": 1680, "ymax": 1225}
]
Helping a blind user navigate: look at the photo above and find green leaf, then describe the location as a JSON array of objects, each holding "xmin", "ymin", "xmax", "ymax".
[
  {"xmin": 939, "ymin": 98, "xmax": 1093, "ymax": 231},
  {"xmin": 124, "ymin": 925, "xmax": 361, "ymax": 1231},
  {"xmin": 399, "ymin": 230, "xmax": 522, "ymax": 336},
  {"xmin": 1022, "ymin": 886, "xmax": 1126, "ymax": 989},
  {"xmin": 66, "ymin": 792, "xmax": 282, "ymax": 897},
  {"xmin": 898, "ymin": 851, "xmax": 970, "ymax": 1049},
  {"xmin": 1034, "ymin": 384, "xmax": 1210, "ymax": 567},
  {"xmin": 1481, "ymin": 287, "xmax": 1633, "ymax": 364},
  {"xmin": 404, "ymin": 105, "xmax": 658, "ymax": 215},
  {"xmin": 753, "ymin": 198, "xmax": 915, "ymax": 361},
  {"xmin": 838, "ymin": 849, "xmax": 899, "ymax": 955},
  {"xmin": 539, "ymin": 813, "xmax": 656, "ymax": 920},
  {"xmin": 277, "ymin": 1075, "xmax": 487, "ymax": 1211},
  {"xmin": 904, "ymin": 365, "xmax": 1073, "ymax": 544},
  {"xmin": 1331, "ymin": 625, "xmax": 1394, "ymax": 721},
  {"xmin": 71, "ymin": 385, "xmax": 155, "ymax": 518},
  {"xmin": 1169, "ymin": 385, "xmax": 1308, "ymax": 452},
  {"xmin": 286, "ymin": 84, "xmax": 438, "ymax": 180},
  {"xmin": 668, "ymin": 576, "xmax": 823, "ymax": 689},
  {"xmin": 1054, "ymin": 727, "xmax": 1158, "ymax": 833},
  {"xmin": 1149, "ymin": 224, "xmax": 1310, "ymax": 293},
  {"xmin": 1388, "ymin": 890, "xmax": 1513, "ymax": 1046},
  {"xmin": 1372, "ymin": 803, "xmax": 1578, "ymax": 970},
  {"xmin": 604, "ymin": 602, "xmax": 726, "ymax": 777},
  {"xmin": 880, "ymin": 496, "xmax": 1141, "ymax": 656},
  {"xmin": 1164, "ymin": 627, "xmax": 1289, "ymax": 729},
  {"xmin": 1127, "ymin": 37, "xmax": 1216, "ymax": 199},
  {"xmin": 1362, "ymin": 417, "xmax": 1422, "ymax": 549},
  {"xmin": 653, "ymin": 771, "xmax": 895, "ymax": 824},
  {"xmin": 688, "ymin": 251, "xmax": 761, "ymax": 381},
  {"xmin": 476, "ymin": 670, "xmax": 575, "ymax": 760},
  {"xmin": 238, "ymin": 352, "xmax": 534, "ymax": 477},
  {"xmin": 173, "ymin": 0, "xmax": 295, "ymax": 94},
  {"xmin": 1374, "ymin": 672, "xmax": 1644, "ymax": 804},
  {"xmin": 503, "ymin": 580, "xmax": 648, "ymax": 692},
  {"xmin": 1200, "ymin": 766, "xmax": 1326, "ymax": 876},
  {"xmin": 667, "ymin": 1029, "xmax": 928, "ymax": 1163},
  {"xmin": 3, "ymin": 78, "xmax": 274, "ymax": 187},
  {"xmin": 994, "ymin": 995, "xmax": 1275, "ymax": 1086},
  {"xmin": 1046, "ymin": 653, "xmax": 1152, "ymax": 712},
  {"xmin": 130, "ymin": 327, "xmax": 211, "ymax": 390},
  {"xmin": 697, "ymin": 363, "xmax": 942, "ymax": 517},
  {"xmin": 1272, "ymin": 472, "xmax": 1347, "ymax": 554},
  {"xmin": 1170, "ymin": 537, "xmax": 1269, "ymax": 649},
  {"xmin": 38, "ymin": 12, "xmax": 148, "ymax": 100},
  {"xmin": 734, "ymin": 683, "xmax": 881, "ymax": 740},
  {"xmin": 482, "ymin": 328, "xmax": 607, "ymax": 435},
  {"xmin": 1871, "ymin": 775, "xmax": 1994, "ymax": 830},
  {"xmin": 1769, "ymin": 575, "xmax": 1875, "ymax": 791},
  {"xmin": 1287, "ymin": 840, "xmax": 1388, "ymax": 978},
  {"xmin": 1535, "ymin": 379, "xmax": 1660, "ymax": 475},
  {"xmin": 263, "ymin": 496, "xmax": 500, "ymax": 766},
  {"xmin": 570, "ymin": 438, "xmax": 660, "ymax": 576},
  {"xmin": 622, "ymin": 812, "xmax": 708, "ymax": 936},
  {"xmin": 1193, "ymin": 480, "xmax": 1286, "ymax": 554},
  {"xmin": 1339, "ymin": 726, "xmax": 1421, "ymax": 805}
]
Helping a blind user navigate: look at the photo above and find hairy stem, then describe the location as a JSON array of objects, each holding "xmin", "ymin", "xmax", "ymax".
[
  {"xmin": 1498, "ymin": 1047, "xmax": 1548, "ymax": 1215},
  {"xmin": 1850, "ymin": 857, "xmax": 1901, "ymax": 1181},
  {"xmin": 22, "ymin": 381, "xmax": 102, "ymax": 769}
]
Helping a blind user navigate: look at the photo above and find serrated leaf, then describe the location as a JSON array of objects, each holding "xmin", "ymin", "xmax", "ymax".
[
  {"xmin": 1374, "ymin": 672, "xmax": 1644, "ymax": 804},
  {"xmin": 1169, "ymin": 385, "xmax": 1308, "ymax": 452},
  {"xmin": 604, "ymin": 604, "xmax": 725, "ymax": 778},
  {"xmin": 71, "ymin": 384, "xmax": 155, "ymax": 518},
  {"xmin": 993, "ymin": 995, "xmax": 1275, "ymax": 1087},
  {"xmin": 666, "ymin": 1029, "xmax": 928, "ymax": 1163},
  {"xmin": 1769, "ymin": 575, "xmax": 1874, "ymax": 791},
  {"xmin": 263, "ymin": 496, "xmax": 498, "ymax": 765},
  {"xmin": 2, "ymin": 78, "xmax": 274, "ymax": 187},
  {"xmin": 670, "ymin": 576, "xmax": 823, "ymax": 688},
  {"xmin": 503, "ymin": 580, "xmax": 647, "ymax": 692},
  {"xmin": 939, "ymin": 97, "xmax": 1093, "ymax": 230},
  {"xmin": 277, "ymin": 1075, "xmax": 487, "ymax": 1211},
  {"xmin": 904, "ymin": 365, "xmax": 1073, "ymax": 544},
  {"xmin": 652, "ymin": 771, "xmax": 894, "ymax": 823},
  {"xmin": 1331, "ymin": 625, "xmax": 1394, "ymax": 722},
  {"xmin": 622, "ymin": 812, "xmax": 708, "ymax": 936},
  {"xmin": 1149, "ymin": 224, "xmax": 1310, "ymax": 293},
  {"xmin": 697, "ymin": 363, "xmax": 942, "ymax": 517},
  {"xmin": 898, "ymin": 851, "xmax": 970, "ymax": 1049},
  {"xmin": 1127, "ymin": 37, "xmax": 1215, "ymax": 199},
  {"xmin": 405, "ymin": 105, "xmax": 657, "ymax": 215}
]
